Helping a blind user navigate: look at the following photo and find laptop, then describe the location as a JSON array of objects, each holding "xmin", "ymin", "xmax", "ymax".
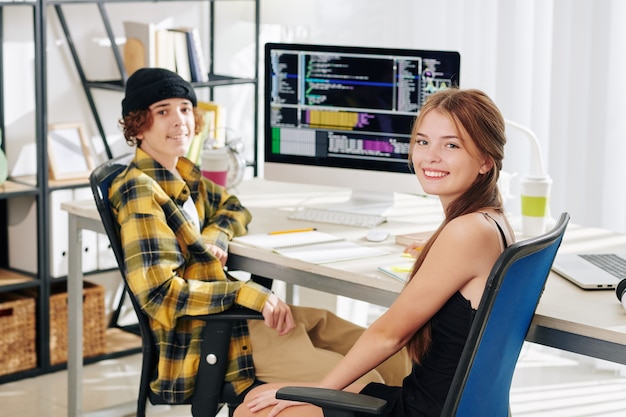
[{"xmin": 551, "ymin": 253, "xmax": 626, "ymax": 290}]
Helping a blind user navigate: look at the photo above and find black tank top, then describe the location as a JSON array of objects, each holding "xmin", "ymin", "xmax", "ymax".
[
  {"xmin": 403, "ymin": 212, "xmax": 509, "ymax": 416},
  {"xmin": 361, "ymin": 213, "xmax": 509, "ymax": 417}
]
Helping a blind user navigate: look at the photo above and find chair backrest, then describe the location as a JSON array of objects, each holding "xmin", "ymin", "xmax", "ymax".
[
  {"xmin": 89, "ymin": 154, "xmax": 161, "ymax": 415},
  {"xmin": 441, "ymin": 212, "xmax": 570, "ymax": 417},
  {"xmin": 89, "ymin": 154, "xmax": 134, "ymax": 278}
]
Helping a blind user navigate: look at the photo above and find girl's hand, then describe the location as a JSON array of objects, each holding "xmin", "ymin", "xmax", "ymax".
[
  {"xmin": 403, "ymin": 240, "xmax": 426, "ymax": 258},
  {"xmin": 246, "ymin": 388, "xmax": 304, "ymax": 417}
]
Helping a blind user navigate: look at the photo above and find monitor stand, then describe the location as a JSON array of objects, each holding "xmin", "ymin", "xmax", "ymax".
[{"xmin": 323, "ymin": 189, "xmax": 395, "ymax": 216}]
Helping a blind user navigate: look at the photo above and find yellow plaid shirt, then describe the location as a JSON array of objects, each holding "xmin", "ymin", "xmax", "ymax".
[{"xmin": 109, "ymin": 148, "xmax": 270, "ymax": 402}]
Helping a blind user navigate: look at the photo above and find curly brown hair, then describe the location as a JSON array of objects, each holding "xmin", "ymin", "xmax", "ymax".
[{"xmin": 119, "ymin": 107, "xmax": 205, "ymax": 146}]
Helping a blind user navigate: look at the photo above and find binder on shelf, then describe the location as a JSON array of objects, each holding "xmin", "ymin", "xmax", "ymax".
[{"xmin": 122, "ymin": 21, "xmax": 157, "ymax": 76}]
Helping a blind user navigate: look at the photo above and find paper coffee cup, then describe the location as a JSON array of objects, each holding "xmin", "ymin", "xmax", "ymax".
[
  {"xmin": 201, "ymin": 148, "xmax": 229, "ymax": 187},
  {"xmin": 520, "ymin": 175, "xmax": 552, "ymax": 237}
]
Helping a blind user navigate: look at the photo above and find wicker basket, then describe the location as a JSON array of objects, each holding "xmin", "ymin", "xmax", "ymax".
[
  {"xmin": 0, "ymin": 292, "xmax": 37, "ymax": 376},
  {"xmin": 49, "ymin": 280, "xmax": 106, "ymax": 366}
]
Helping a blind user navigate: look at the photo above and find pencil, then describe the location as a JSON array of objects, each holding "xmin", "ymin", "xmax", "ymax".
[{"xmin": 268, "ymin": 228, "xmax": 317, "ymax": 235}]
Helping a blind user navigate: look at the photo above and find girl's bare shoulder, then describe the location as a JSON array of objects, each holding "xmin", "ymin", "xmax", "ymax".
[{"xmin": 437, "ymin": 212, "xmax": 501, "ymax": 248}]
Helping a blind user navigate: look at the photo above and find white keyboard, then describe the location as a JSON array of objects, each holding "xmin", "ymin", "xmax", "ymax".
[{"xmin": 289, "ymin": 208, "xmax": 387, "ymax": 228}]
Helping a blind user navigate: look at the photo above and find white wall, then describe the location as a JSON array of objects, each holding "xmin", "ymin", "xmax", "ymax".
[
  {"xmin": 258, "ymin": 0, "xmax": 626, "ymax": 233},
  {"xmin": 4, "ymin": 0, "xmax": 625, "ymax": 233}
]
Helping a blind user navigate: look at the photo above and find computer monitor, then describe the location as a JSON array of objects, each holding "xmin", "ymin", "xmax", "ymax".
[{"xmin": 264, "ymin": 42, "xmax": 460, "ymax": 215}]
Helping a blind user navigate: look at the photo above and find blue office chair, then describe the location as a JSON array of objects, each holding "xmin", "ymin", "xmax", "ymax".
[
  {"xmin": 90, "ymin": 154, "xmax": 263, "ymax": 417},
  {"xmin": 277, "ymin": 212, "xmax": 570, "ymax": 417}
]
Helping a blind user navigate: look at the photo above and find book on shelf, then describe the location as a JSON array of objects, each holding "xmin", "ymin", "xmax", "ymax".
[
  {"xmin": 123, "ymin": 22, "xmax": 208, "ymax": 83},
  {"xmin": 185, "ymin": 101, "xmax": 229, "ymax": 164},
  {"xmin": 183, "ymin": 27, "xmax": 209, "ymax": 82},
  {"xmin": 199, "ymin": 101, "xmax": 227, "ymax": 144},
  {"xmin": 186, "ymin": 125, "xmax": 207, "ymax": 166},
  {"xmin": 233, "ymin": 230, "xmax": 389, "ymax": 264},
  {"xmin": 168, "ymin": 28, "xmax": 192, "ymax": 81},
  {"xmin": 154, "ymin": 28, "xmax": 177, "ymax": 73},
  {"xmin": 123, "ymin": 21, "xmax": 157, "ymax": 76},
  {"xmin": 167, "ymin": 27, "xmax": 209, "ymax": 83}
]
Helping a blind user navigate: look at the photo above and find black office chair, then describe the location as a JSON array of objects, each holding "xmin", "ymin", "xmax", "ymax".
[
  {"xmin": 90, "ymin": 154, "xmax": 263, "ymax": 417},
  {"xmin": 277, "ymin": 213, "xmax": 570, "ymax": 417}
]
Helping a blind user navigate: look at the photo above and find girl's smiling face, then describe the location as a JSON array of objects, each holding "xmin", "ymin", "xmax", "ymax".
[{"xmin": 411, "ymin": 109, "xmax": 492, "ymax": 208}]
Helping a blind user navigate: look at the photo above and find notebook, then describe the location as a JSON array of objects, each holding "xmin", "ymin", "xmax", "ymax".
[
  {"xmin": 551, "ymin": 253, "xmax": 626, "ymax": 290},
  {"xmin": 377, "ymin": 262, "xmax": 413, "ymax": 282},
  {"xmin": 233, "ymin": 230, "xmax": 388, "ymax": 264}
]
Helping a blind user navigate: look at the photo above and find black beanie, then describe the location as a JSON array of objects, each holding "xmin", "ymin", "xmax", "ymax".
[{"xmin": 121, "ymin": 68, "xmax": 197, "ymax": 117}]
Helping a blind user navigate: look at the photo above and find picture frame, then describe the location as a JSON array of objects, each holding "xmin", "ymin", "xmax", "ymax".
[{"xmin": 47, "ymin": 122, "xmax": 94, "ymax": 180}]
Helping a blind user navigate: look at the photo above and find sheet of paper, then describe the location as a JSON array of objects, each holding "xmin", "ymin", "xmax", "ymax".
[
  {"xmin": 276, "ymin": 240, "xmax": 388, "ymax": 264},
  {"xmin": 233, "ymin": 231, "xmax": 344, "ymax": 251}
]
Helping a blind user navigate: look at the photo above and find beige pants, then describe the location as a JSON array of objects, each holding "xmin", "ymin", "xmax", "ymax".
[{"xmin": 248, "ymin": 305, "xmax": 411, "ymax": 386}]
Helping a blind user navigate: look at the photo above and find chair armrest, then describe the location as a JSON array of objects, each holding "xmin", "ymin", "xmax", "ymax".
[
  {"xmin": 181, "ymin": 306, "xmax": 263, "ymax": 322},
  {"xmin": 182, "ymin": 306, "xmax": 263, "ymax": 415},
  {"xmin": 276, "ymin": 386, "xmax": 386, "ymax": 416}
]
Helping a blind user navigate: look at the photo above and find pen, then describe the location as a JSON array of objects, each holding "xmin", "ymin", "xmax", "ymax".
[{"xmin": 268, "ymin": 227, "xmax": 317, "ymax": 235}]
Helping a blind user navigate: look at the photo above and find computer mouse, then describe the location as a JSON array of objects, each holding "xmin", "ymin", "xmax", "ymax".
[{"xmin": 366, "ymin": 230, "xmax": 390, "ymax": 242}]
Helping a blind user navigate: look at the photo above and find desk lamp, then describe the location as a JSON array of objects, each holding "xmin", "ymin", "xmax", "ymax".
[{"xmin": 505, "ymin": 119, "xmax": 552, "ymax": 236}]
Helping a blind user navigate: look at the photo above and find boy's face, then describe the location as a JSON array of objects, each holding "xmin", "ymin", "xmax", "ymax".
[{"xmin": 136, "ymin": 97, "xmax": 195, "ymax": 169}]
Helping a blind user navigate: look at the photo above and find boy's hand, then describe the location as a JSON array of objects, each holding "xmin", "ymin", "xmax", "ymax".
[
  {"xmin": 206, "ymin": 243, "xmax": 228, "ymax": 266},
  {"xmin": 262, "ymin": 293, "xmax": 296, "ymax": 335}
]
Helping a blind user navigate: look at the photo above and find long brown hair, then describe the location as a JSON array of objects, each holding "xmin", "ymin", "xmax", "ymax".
[{"xmin": 405, "ymin": 88, "xmax": 507, "ymax": 363}]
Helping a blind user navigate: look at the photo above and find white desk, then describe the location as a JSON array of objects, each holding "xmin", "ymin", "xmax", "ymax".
[
  {"xmin": 61, "ymin": 178, "xmax": 626, "ymax": 416},
  {"xmin": 227, "ymin": 179, "xmax": 626, "ymax": 365}
]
